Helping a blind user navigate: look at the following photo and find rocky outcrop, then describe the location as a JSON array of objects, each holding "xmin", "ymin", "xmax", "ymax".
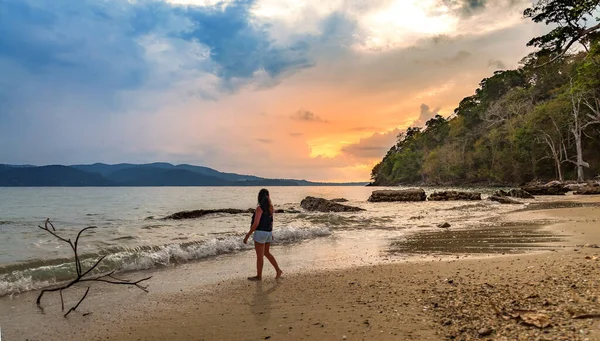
[
  {"xmin": 521, "ymin": 181, "xmax": 569, "ymax": 196},
  {"xmin": 164, "ymin": 207, "xmax": 302, "ymax": 219},
  {"xmin": 493, "ymin": 190, "xmax": 509, "ymax": 197},
  {"xmin": 574, "ymin": 186, "xmax": 600, "ymax": 195},
  {"xmin": 494, "ymin": 189, "xmax": 534, "ymax": 199},
  {"xmin": 509, "ymin": 189, "xmax": 534, "ymax": 199},
  {"xmin": 300, "ymin": 196, "xmax": 365, "ymax": 212},
  {"xmin": 163, "ymin": 208, "xmax": 254, "ymax": 220},
  {"xmin": 565, "ymin": 183, "xmax": 587, "ymax": 192},
  {"xmin": 330, "ymin": 198, "xmax": 349, "ymax": 203},
  {"xmin": 368, "ymin": 189, "xmax": 427, "ymax": 202},
  {"xmin": 428, "ymin": 191, "xmax": 481, "ymax": 201},
  {"xmin": 489, "ymin": 196, "xmax": 522, "ymax": 204}
]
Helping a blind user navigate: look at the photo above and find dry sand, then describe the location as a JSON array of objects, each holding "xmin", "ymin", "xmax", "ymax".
[{"xmin": 1, "ymin": 196, "xmax": 600, "ymax": 341}]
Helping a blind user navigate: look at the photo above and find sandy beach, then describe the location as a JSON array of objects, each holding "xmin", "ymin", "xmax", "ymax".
[{"xmin": 2, "ymin": 196, "xmax": 600, "ymax": 341}]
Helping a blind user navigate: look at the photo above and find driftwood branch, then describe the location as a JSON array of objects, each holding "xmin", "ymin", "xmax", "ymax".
[
  {"xmin": 36, "ymin": 219, "xmax": 152, "ymax": 317},
  {"xmin": 64, "ymin": 287, "xmax": 90, "ymax": 317}
]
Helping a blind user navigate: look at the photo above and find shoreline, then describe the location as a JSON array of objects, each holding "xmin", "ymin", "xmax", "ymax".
[{"xmin": 1, "ymin": 196, "xmax": 599, "ymax": 340}]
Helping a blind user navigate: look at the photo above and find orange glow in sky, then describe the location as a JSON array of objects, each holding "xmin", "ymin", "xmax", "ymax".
[{"xmin": 3, "ymin": 0, "xmax": 539, "ymax": 182}]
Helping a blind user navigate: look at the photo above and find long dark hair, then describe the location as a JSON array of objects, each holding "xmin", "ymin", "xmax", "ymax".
[{"xmin": 258, "ymin": 188, "xmax": 272, "ymax": 215}]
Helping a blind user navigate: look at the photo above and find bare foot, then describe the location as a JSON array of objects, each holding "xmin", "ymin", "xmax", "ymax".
[
  {"xmin": 275, "ymin": 270, "xmax": 283, "ymax": 279},
  {"xmin": 247, "ymin": 276, "xmax": 261, "ymax": 281}
]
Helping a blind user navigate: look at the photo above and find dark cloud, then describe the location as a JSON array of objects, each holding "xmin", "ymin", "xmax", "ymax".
[
  {"xmin": 439, "ymin": 0, "xmax": 527, "ymax": 18},
  {"xmin": 180, "ymin": 0, "xmax": 313, "ymax": 81},
  {"xmin": 412, "ymin": 104, "xmax": 441, "ymax": 127},
  {"xmin": 341, "ymin": 129, "xmax": 401, "ymax": 159},
  {"xmin": 415, "ymin": 50, "xmax": 471, "ymax": 65},
  {"xmin": 431, "ymin": 35, "xmax": 454, "ymax": 45},
  {"xmin": 0, "ymin": 0, "xmax": 327, "ymax": 163},
  {"xmin": 291, "ymin": 109, "xmax": 328, "ymax": 123},
  {"xmin": 0, "ymin": 0, "xmax": 149, "ymax": 91},
  {"xmin": 440, "ymin": 0, "xmax": 488, "ymax": 17},
  {"xmin": 0, "ymin": 0, "xmax": 318, "ymax": 109},
  {"xmin": 256, "ymin": 138, "xmax": 273, "ymax": 144},
  {"xmin": 488, "ymin": 59, "xmax": 506, "ymax": 69},
  {"xmin": 289, "ymin": 133, "xmax": 304, "ymax": 137},
  {"xmin": 462, "ymin": 0, "xmax": 487, "ymax": 10}
]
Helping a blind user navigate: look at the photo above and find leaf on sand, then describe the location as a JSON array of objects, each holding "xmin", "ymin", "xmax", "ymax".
[{"xmin": 520, "ymin": 312, "xmax": 551, "ymax": 328}]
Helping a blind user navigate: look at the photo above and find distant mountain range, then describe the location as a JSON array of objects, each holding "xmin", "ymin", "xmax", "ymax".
[{"xmin": 0, "ymin": 163, "xmax": 367, "ymax": 187}]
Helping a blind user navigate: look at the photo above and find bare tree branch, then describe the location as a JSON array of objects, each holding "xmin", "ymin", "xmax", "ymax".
[
  {"xmin": 64, "ymin": 287, "xmax": 90, "ymax": 317},
  {"xmin": 36, "ymin": 219, "xmax": 152, "ymax": 317},
  {"xmin": 534, "ymin": 22, "xmax": 600, "ymax": 67}
]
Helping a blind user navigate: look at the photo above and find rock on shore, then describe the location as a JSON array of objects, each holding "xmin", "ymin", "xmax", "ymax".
[
  {"xmin": 368, "ymin": 189, "xmax": 427, "ymax": 202},
  {"xmin": 494, "ymin": 189, "xmax": 534, "ymax": 199},
  {"xmin": 300, "ymin": 196, "xmax": 365, "ymax": 212},
  {"xmin": 489, "ymin": 196, "xmax": 523, "ymax": 204},
  {"xmin": 508, "ymin": 188, "xmax": 534, "ymax": 199},
  {"xmin": 521, "ymin": 181, "xmax": 569, "ymax": 195},
  {"xmin": 575, "ymin": 186, "xmax": 600, "ymax": 195},
  {"xmin": 163, "ymin": 208, "xmax": 254, "ymax": 220},
  {"xmin": 428, "ymin": 191, "xmax": 481, "ymax": 201}
]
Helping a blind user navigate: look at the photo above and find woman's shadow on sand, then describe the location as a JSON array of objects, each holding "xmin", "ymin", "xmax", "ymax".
[{"xmin": 250, "ymin": 280, "xmax": 280, "ymax": 326}]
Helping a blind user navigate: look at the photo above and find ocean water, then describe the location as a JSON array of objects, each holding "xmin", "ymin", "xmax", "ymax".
[{"xmin": 0, "ymin": 186, "xmax": 523, "ymax": 296}]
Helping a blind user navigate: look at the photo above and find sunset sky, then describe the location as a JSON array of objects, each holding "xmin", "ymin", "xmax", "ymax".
[{"xmin": 0, "ymin": 0, "xmax": 546, "ymax": 181}]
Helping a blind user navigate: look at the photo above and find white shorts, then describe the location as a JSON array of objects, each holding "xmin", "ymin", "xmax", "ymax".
[{"xmin": 253, "ymin": 230, "xmax": 273, "ymax": 244}]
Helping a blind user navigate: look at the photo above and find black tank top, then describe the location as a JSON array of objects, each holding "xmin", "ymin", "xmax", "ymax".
[{"xmin": 251, "ymin": 208, "xmax": 273, "ymax": 232}]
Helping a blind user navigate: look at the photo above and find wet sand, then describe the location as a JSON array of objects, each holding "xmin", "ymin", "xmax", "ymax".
[
  {"xmin": 389, "ymin": 223, "xmax": 566, "ymax": 255},
  {"xmin": 1, "ymin": 196, "xmax": 600, "ymax": 341}
]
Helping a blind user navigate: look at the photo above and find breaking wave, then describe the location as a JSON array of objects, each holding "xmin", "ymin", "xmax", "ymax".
[{"xmin": 0, "ymin": 226, "xmax": 330, "ymax": 296}]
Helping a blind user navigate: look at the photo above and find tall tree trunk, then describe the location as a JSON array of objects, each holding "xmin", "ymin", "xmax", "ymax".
[
  {"xmin": 571, "ymin": 127, "xmax": 588, "ymax": 182},
  {"xmin": 553, "ymin": 144, "xmax": 564, "ymax": 182},
  {"xmin": 542, "ymin": 133, "xmax": 563, "ymax": 182},
  {"xmin": 569, "ymin": 80, "xmax": 590, "ymax": 182},
  {"xmin": 557, "ymin": 158, "xmax": 564, "ymax": 182}
]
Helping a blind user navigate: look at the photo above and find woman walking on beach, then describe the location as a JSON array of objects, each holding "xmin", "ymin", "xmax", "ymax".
[{"xmin": 244, "ymin": 188, "xmax": 283, "ymax": 281}]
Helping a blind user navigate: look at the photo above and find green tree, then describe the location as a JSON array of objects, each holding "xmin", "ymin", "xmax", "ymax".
[{"xmin": 524, "ymin": 0, "xmax": 600, "ymax": 60}]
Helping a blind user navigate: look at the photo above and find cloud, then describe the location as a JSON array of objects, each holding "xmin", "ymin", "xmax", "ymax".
[
  {"xmin": 488, "ymin": 59, "xmax": 506, "ymax": 69},
  {"xmin": 412, "ymin": 104, "xmax": 441, "ymax": 127},
  {"xmin": 0, "ymin": 0, "xmax": 319, "ymax": 111},
  {"xmin": 454, "ymin": 0, "xmax": 488, "ymax": 16},
  {"xmin": 340, "ymin": 129, "xmax": 401, "ymax": 159},
  {"xmin": 291, "ymin": 109, "xmax": 328, "ymax": 123},
  {"xmin": 416, "ymin": 50, "xmax": 472, "ymax": 65},
  {"xmin": 0, "ymin": 0, "xmax": 546, "ymax": 181},
  {"xmin": 338, "ymin": 103, "xmax": 442, "ymax": 161},
  {"xmin": 180, "ymin": 0, "xmax": 314, "ymax": 83}
]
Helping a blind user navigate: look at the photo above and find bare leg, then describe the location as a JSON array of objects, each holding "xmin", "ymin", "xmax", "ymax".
[
  {"xmin": 264, "ymin": 243, "xmax": 283, "ymax": 279},
  {"xmin": 249, "ymin": 241, "xmax": 265, "ymax": 281}
]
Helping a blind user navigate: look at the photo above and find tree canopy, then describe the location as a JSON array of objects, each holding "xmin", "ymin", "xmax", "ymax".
[
  {"xmin": 370, "ymin": 41, "xmax": 600, "ymax": 186},
  {"xmin": 524, "ymin": 0, "xmax": 600, "ymax": 59}
]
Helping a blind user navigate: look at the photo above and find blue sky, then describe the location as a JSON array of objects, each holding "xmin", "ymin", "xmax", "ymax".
[{"xmin": 0, "ymin": 0, "xmax": 544, "ymax": 181}]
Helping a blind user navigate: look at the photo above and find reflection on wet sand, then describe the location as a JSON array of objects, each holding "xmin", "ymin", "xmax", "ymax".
[
  {"xmin": 389, "ymin": 224, "xmax": 568, "ymax": 255},
  {"xmin": 250, "ymin": 281, "xmax": 280, "ymax": 326}
]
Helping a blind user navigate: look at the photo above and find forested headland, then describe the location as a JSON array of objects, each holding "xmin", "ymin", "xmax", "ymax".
[{"xmin": 371, "ymin": 1, "xmax": 600, "ymax": 186}]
